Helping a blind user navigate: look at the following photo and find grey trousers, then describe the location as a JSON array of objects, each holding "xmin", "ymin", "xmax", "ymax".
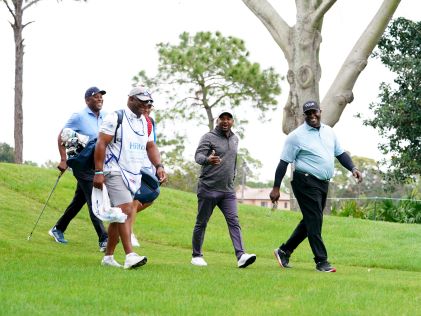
[{"xmin": 192, "ymin": 185, "xmax": 245, "ymax": 260}]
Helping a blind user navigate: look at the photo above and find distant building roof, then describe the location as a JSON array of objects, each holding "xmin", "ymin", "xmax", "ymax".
[{"xmin": 236, "ymin": 185, "xmax": 289, "ymax": 201}]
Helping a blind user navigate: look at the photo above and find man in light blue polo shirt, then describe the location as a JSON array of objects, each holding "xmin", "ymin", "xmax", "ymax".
[
  {"xmin": 270, "ymin": 100, "xmax": 363, "ymax": 272},
  {"xmin": 48, "ymin": 87, "xmax": 108, "ymax": 252}
]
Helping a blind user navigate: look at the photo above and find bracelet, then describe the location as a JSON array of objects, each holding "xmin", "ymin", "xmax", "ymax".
[
  {"xmin": 352, "ymin": 167, "xmax": 359, "ymax": 172},
  {"xmin": 155, "ymin": 163, "xmax": 164, "ymax": 169},
  {"xmin": 95, "ymin": 171, "xmax": 104, "ymax": 175}
]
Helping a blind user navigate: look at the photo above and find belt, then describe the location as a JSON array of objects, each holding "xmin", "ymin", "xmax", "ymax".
[{"xmin": 294, "ymin": 170, "xmax": 330, "ymax": 183}]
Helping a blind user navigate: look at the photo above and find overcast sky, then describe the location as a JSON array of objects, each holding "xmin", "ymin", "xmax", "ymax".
[{"xmin": 0, "ymin": 0, "xmax": 420, "ymax": 181}]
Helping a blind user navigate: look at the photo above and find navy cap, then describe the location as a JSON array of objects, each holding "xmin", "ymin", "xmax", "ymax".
[
  {"xmin": 302, "ymin": 100, "xmax": 320, "ymax": 113},
  {"xmin": 85, "ymin": 87, "xmax": 106, "ymax": 99}
]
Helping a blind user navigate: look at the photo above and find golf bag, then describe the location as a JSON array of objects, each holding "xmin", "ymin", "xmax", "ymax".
[
  {"xmin": 65, "ymin": 110, "xmax": 124, "ymax": 171},
  {"xmin": 134, "ymin": 168, "xmax": 161, "ymax": 203}
]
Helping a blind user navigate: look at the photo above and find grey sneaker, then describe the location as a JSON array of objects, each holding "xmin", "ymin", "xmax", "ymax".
[
  {"xmin": 48, "ymin": 226, "xmax": 68, "ymax": 244},
  {"xmin": 274, "ymin": 248, "xmax": 292, "ymax": 268},
  {"xmin": 316, "ymin": 261, "xmax": 336, "ymax": 272}
]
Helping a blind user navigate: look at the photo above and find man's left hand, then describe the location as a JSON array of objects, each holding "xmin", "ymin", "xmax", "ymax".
[
  {"xmin": 353, "ymin": 169, "xmax": 363, "ymax": 183},
  {"xmin": 156, "ymin": 166, "xmax": 167, "ymax": 184}
]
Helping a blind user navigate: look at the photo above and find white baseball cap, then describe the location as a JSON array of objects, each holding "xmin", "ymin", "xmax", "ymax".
[{"xmin": 128, "ymin": 86, "xmax": 153, "ymax": 102}]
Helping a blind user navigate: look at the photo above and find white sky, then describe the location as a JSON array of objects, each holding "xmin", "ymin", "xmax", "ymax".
[{"xmin": 0, "ymin": 0, "xmax": 420, "ymax": 181}]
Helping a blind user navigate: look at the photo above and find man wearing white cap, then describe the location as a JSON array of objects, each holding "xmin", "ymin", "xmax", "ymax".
[
  {"xmin": 191, "ymin": 110, "xmax": 257, "ymax": 268},
  {"xmin": 93, "ymin": 86, "xmax": 167, "ymax": 269}
]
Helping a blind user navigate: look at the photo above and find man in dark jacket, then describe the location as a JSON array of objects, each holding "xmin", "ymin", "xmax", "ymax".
[{"xmin": 191, "ymin": 110, "xmax": 256, "ymax": 268}]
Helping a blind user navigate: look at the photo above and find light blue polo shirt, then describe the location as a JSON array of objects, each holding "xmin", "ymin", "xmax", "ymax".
[
  {"xmin": 281, "ymin": 122, "xmax": 344, "ymax": 180},
  {"xmin": 63, "ymin": 107, "xmax": 106, "ymax": 140}
]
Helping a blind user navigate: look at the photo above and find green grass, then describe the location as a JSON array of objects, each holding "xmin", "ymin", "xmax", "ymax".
[{"xmin": 1, "ymin": 162, "xmax": 421, "ymax": 315}]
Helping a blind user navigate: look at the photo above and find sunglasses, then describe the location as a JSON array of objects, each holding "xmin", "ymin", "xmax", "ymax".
[{"xmin": 134, "ymin": 96, "xmax": 153, "ymax": 106}]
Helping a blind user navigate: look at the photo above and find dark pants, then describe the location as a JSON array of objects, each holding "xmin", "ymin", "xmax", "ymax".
[
  {"xmin": 192, "ymin": 185, "xmax": 245, "ymax": 260},
  {"xmin": 55, "ymin": 177, "xmax": 108, "ymax": 243},
  {"xmin": 281, "ymin": 171, "xmax": 329, "ymax": 263}
]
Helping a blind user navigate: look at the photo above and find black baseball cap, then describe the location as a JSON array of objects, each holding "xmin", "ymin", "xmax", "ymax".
[{"xmin": 302, "ymin": 100, "xmax": 320, "ymax": 113}]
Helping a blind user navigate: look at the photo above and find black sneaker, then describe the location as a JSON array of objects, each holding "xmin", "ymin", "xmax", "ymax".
[
  {"xmin": 274, "ymin": 248, "xmax": 291, "ymax": 268},
  {"xmin": 99, "ymin": 239, "xmax": 107, "ymax": 252},
  {"xmin": 316, "ymin": 261, "xmax": 336, "ymax": 272}
]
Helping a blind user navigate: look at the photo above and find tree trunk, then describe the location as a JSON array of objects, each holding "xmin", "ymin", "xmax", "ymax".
[
  {"xmin": 242, "ymin": 0, "xmax": 401, "ymax": 133},
  {"xmin": 13, "ymin": 0, "xmax": 24, "ymax": 164},
  {"xmin": 283, "ymin": 1, "xmax": 323, "ymax": 134}
]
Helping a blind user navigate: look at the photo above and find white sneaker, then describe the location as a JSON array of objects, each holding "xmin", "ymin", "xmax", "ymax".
[
  {"xmin": 191, "ymin": 257, "xmax": 208, "ymax": 267},
  {"xmin": 101, "ymin": 255, "xmax": 122, "ymax": 268},
  {"xmin": 131, "ymin": 233, "xmax": 140, "ymax": 247},
  {"xmin": 238, "ymin": 253, "xmax": 257, "ymax": 268},
  {"xmin": 124, "ymin": 252, "xmax": 147, "ymax": 269}
]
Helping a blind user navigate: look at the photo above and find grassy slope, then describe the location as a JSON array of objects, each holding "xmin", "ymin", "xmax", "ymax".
[{"xmin": 0, "ymin": 163, "xmax": 420, "ymax": 315}]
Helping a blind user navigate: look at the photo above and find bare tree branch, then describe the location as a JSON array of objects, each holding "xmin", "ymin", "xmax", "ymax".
[
  {"xmin": 22, "ymin": 0, "xmax": 43, "ymax": 11},
  {"xmin": 311, "ymin": 0, "xmax": 337, "ymax": 28},
  {"xmin": 322, "ymin": 0, "xmax": 401, "ymax": 126},
  {"xmin": 3, "ymin": 0, "xmax": 16, "ymax": 18},
  {"xmin": 241, "ymin": 0, "xmax": 292, "ymax": 61}
]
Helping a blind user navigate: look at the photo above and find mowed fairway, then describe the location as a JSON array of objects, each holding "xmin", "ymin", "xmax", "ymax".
[{"xmin": 1, "ymin": 163, "xmax": 421, "ymax": 315}]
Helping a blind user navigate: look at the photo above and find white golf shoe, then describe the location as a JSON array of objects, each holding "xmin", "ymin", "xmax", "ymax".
[
  {"xmin": 124, "ymin": 252, "xmax": 147, "ymax": 269},
  {"xmin": 131, "ymin": 233, "xmax": 140, "ymax": 247},
  {"xmin": 237, "ymin": 253, "xmax": 257, "ymax": 268},
  {"xmin": 101, "ymin": 255, "xmax": 122, "ymax": 268},
  {"xmin": 191, "ymin": 257, "xmax": 208, "ymax": 267}
]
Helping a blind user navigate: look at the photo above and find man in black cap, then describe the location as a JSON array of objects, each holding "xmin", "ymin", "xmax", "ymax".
[
  {"xmin": 191, "ymin": 110, "xmax": 256, "ymax": 268},
  {"xmin": 270, "ymin": 100, "xmax": 363, "ymax": 272},
  {"xmin": 49, "ymin": 86, "xmax": 108, "ymax": 252}
]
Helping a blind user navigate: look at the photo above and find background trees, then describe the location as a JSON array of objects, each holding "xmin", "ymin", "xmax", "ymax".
[
  {"xmin": 0, "ymin": 143, "xmax": 15, "ymax": 163},
  {"xmin": 133, "ymin": 31, "xmax": 282, "ymax": 188},
  {"xmin": 362, "ymin": 17, "xmax": 421, "ymax": 183},
  {"xmin": 134, "ymin": 31, "xmax": 281, "ymax": 135},
  {"xmin": 242, "ymin": 0, "xmax": 401, "ymax": 133},
  {"xmin": 2, "ymin": 0, "xmax": 86, "ymax": 164}
]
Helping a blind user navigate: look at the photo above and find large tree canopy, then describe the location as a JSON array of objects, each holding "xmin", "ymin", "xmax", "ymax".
[
  {"xmin": 133, "ymin": 31, "xmax": 280, "ymax": 184},
  {"xmin": 134, "ymin": 31, "xmax": 282, "ymax": 135},
  {"xmin": 242, "ymin": 0, "xmax": 401, "ymax": 133},
  {"xmin": 362, "ymin": 17, "xmax": 421, "ymax": 183}
]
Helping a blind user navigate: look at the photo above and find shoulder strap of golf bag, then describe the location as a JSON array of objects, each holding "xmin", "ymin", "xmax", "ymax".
[
  {"xmin": 114, "ymin": 109, "xmax": 124, "ymax": 143},
  {"xmin": 145, "ymin": 115, "xmax": 152, "ymax": 137}
]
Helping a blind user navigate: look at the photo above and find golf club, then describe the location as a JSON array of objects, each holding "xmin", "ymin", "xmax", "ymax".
[{"xmin": 27, "ymin": 172, "xmax": 63, "ymax": 240}]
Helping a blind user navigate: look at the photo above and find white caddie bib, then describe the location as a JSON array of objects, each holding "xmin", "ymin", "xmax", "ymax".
[{"xmin": 104, "ymin": 110, "xmax": 150, "ymax": 194}]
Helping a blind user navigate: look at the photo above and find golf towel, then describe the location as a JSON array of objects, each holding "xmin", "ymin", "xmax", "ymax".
[{"xmin": 92, "ymin": 184, "xmax": 127, "ymax": 223}]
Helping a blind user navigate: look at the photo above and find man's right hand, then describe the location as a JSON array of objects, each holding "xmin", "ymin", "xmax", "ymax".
[
  {"xmin": 269, "ymin": 187, "xmax": 280, "ymax": 203},
  {"xmin": 93, "ymin": 174, "xmax": 105, "ymax": 189},
  {"xmin": 207, "ymin": 150, "xmax": 221, "ymax": 165}
]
